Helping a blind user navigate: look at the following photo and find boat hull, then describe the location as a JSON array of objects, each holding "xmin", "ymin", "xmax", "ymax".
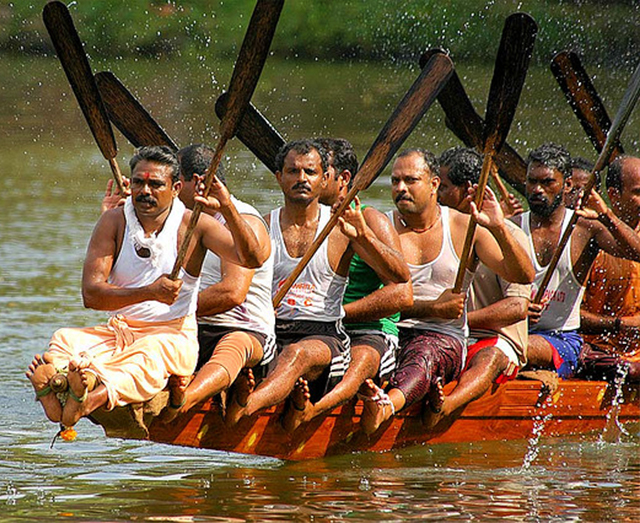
[{"xmin": 90, "ymin": 379, "xmax": 640, "ymax": 461}]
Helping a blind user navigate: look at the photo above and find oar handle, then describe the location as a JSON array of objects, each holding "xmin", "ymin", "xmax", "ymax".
[
  {"xmin": 170, "ymin": 137, "xmax": 228, "ymax": 280},
  {"xmin": 108, "ymin": 157, "xmax": 126, "ymax": 194},
  {"xmin": 490, "ymin": 164, "xmax": 514, "ymax": 214},
  {"xmin": 272, "ymin": 185, "xmax": 359, "ymax": 308},
  {"xmin": 453, "ymin": 152, "xmax": 494, "ymax": 293}
]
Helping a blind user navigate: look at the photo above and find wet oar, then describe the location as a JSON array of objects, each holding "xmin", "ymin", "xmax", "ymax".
[
  {"xmin": 452, "ymin": 13, "xmax": 537, "ymax": 293},
  {"xmin": 419, "ymin": 48, "xmax": 528, "ymax": 194},
  {"xmin": 95, "ymin": 71, "xmax": 178, "ymax": 151},
  {"xmin": 43, "ymin": 1, "xmax": 125, "ymax": 192},
  {"xmin": 534, "ymin": 61, "xmax": 640, "ymax": 303},
  {"xmin": 171, "ymin": 0, "xmax": 285, "ymax": 279},
  {"xmin": 215, "ymin": 93, "xmax": 285, "ymax": 173},
  {"xmin": 551, "ymin": 51, "xmax": 624, "ymax": 157},
  {"xmin": 273, "ymin": 53, "xmax": 454, "ymax": 307}
]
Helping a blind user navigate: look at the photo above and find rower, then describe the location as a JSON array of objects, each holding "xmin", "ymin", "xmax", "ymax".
[
  {"xmin": 26, "ymin": 146, "xmax": 266, "ymax": 429},
  {"xmin": 360, "ymin": 148, "xmax": 534, "ymax": 434},
  {"xmin": 281, "ymin": 137, "xmax": 412, "ymax": 432},
  {"xmin": 514, "ymin": 143, "xmax": 640, "ymax": 378},
  {"xmin": 578, "ymin": 155, "xmax": 640, "ymax": 382},
  {"xmin": 565, "ymin": 156, "xmax": 596, "ymax": 210},
  {"xmin": 423, "ymin": 146, "xmax": 532, "ymax": 428},
  {"xmin": 225, "ymin": 139, "xmax": 409, "ymax": 427}
]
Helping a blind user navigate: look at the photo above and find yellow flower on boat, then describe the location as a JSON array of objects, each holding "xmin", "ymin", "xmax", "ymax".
[{"xmin": 59, "ymin": 427, "xmax": 77, "ymax": 442}]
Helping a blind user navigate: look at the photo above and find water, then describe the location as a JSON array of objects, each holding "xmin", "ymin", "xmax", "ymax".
[{"xmin": 2, "ymin": 55, "xmax": 640, "ymax": 521}]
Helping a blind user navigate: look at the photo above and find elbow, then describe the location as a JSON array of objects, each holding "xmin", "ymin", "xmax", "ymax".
[
  {"xmin": 399, "ymin": 282, "xmax": 414, "ymax": 309},
  {"xmin": 82, "ymin": 288, "xmax": 99, "ymax": 310}
]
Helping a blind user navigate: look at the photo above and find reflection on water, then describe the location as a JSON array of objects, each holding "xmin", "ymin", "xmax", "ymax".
[{"xmin": 1, "ymin": 55, "xmax": 640, "ymax": 520}]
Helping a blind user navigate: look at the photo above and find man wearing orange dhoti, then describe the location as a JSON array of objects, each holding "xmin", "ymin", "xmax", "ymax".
[{"xmin": 26, "ymin": 146, "xmax": 268, "ymax": 431}]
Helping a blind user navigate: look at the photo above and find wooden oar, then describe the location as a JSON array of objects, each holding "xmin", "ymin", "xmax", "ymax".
[
  {"xmin": 43, "ymin": 1, "xmax": 125, "ymax": 192},
  {"xmin": 170, "ymin": 0, "xmax": 285, "ymax": 280},
  {"xmin": 419, "ymin": 48, "xmax": 528, "ymax": 195},
  {"xmin": 95, "ymin": 71, "xmax": 179, "ymax": 151},
  {"xmin": 551, "ymin": 51, "xmax": 624, "ymax": 157},
  {"xmin": 272, "ymin": 53, "xmax": 454, "ymax": 307},
  {"xmin": 533, "ymin": 60, "xmax": 640, "ymax": 303},
  {"xmin": 452, "ymin": 13, "xmax": 537, "ymax": 293},
  {"xmin": 215, "ymin": 92, "xmax": 285, "ymax": 173}
]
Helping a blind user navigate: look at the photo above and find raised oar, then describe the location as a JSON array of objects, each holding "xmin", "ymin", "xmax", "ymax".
[
  {"xmin": 534, "ymin": 61, "xmax": 640, "ymax": 303},
  {"xmin": 551, "ymin": 51, "xmax": 624, "ymax": 157},
  {"xmin": 215, "ymin": 92, "xmax": 285, "ymax": 173},
  {"xmin": 273, "ymin": 53, "xmax": 454, "ymax": 307},
  {"xmin": 419, "ymin": 48, "xmax": 528, "ymax": 194},
  {"xmin": 170, "ymin": 0, "xmax": 285, "ymax": 280},
  {"xmin": 43, "ymin": 1, "xmax": 125, "ymax": 192},
  {"xmin": 95, "ymin": 71, "xmax": 178, "ymax": 151},
  {"xmin": 452, "ymin": 13, "xmax": 537, "ymax": 293}
]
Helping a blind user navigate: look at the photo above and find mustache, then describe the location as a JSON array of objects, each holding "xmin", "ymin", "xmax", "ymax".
[
  {"xmin": 135, "ymin": 195, "xmax": 157, "ymax": 206},
  {"xmin": 292, "ymin": 182, "xmax": 312, "ymax": 192},
  {"xmin": 395, "ymin": 194, "xmax": 413, "ymax": 203}
]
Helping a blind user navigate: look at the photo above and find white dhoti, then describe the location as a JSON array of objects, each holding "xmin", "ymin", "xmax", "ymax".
[{"xmin": 47, "ymin": 314, "xmax": 198, "ymax": 410}]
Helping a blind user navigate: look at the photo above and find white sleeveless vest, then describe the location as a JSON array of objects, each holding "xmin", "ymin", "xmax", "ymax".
[
  {"xmin": 521, "ymin": 209, "xmax": 585, "ymax": 332},
  {"xmin": 271, "ymin": 205, "xmax": 348, "ymax": 321},
  {"xmin": 109, "ymin": 197, "xmax": 199, "ymax": 322},
  {"xmin": 198, "ymin": 197, "xmax": 275, "ymax": 336},
  {"xmin": 394, "ymin": 205, "xmax": 468, "ymax": 342}
]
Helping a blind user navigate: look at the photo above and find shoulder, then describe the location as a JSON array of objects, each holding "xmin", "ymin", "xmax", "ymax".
[{"xmin": 95, "ymin": 206, "xmax": 125, "ymax": 234}]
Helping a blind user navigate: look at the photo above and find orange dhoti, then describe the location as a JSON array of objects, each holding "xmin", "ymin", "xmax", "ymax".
[{"xmin": 46, "ymin": 314, "xmax": 198, "ymax": 410}]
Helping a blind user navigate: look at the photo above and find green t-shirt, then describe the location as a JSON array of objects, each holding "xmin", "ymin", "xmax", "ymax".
[{"xmin": 342, "ymin": 205, "xmax": 399, "ymax": 336}]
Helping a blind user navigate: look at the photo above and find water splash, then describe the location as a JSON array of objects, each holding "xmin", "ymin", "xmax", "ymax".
[
  {"xmin": 599, "ymin": 364, "xmax": 630, "ymax": 444},
  {"xmin": 521, "ymin": 393, "xmax": 554, "ymax": 470}
]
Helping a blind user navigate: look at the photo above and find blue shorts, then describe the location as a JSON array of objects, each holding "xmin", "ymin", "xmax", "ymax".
[{"xmin": 536, "ymin": 329, "xmax": 583, "ymax": 378}]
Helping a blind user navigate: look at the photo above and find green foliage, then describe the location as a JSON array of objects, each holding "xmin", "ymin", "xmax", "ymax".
[{"xmin": 1, "ymin": 0, "xmax": 638, "ymax": 66}]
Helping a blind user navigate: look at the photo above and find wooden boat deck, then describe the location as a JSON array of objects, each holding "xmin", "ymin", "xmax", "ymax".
[{"xmin": 90, "ymin": 379, "xmax": 640, "ymax": 461}]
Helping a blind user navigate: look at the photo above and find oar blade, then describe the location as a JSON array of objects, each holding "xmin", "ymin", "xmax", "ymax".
[
  {"xmin": 357, "ymin": 53, "xmax": 454, "ymax": 190},
  {"xmin": 419, "ymin": 48, "xmax": 527, "ymax": 193},
  {"xmin": 43, "ymin": 1, "xmax": 117, "ymax": 160},
  {"xmin": 483, "ymin": 12, "xmax": 537, "ymax": 152},
  {"xmin": 550, "ymin": 51, "xmax": 620, "ymax": 155},
  {"xmin": 219, "ymin": 0, "xmax": 285, "ymax": 140},
  {"xmin": 215, "ymin": 92, "xmax": 285, "ymax": 173},
  {"xmin": 95, "ymin": 71, "xmax": 179, "ymax": 151}
]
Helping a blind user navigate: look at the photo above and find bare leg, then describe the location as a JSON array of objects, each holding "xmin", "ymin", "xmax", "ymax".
[
  {"xmin": 312, "ymin": 345, "xmax": 380, "ymax": 418},
  {"xmin": 61, "ymin": 360, "xmax": 104, "ymax": 427},
  {"xmin": 226, "ymin": 340, "xmax": 331, "ymax": 426},
  {"xmin": 281, "ymin": 377, "xmax": 311, "ymax": 432},
  {"xmin": 26, "ymin": 353, "xmax": 62, "ymax": 422},
  {"xmin": 359, "ymin": 379, "xmax": 405, "ymax": 435},
  {"xmin": 423, "ymin": 348, "xmax": 508, "ymax": 429},
  {"xmin": 525, "ymin": 335, "xmax": 556, "ymax": 371}
]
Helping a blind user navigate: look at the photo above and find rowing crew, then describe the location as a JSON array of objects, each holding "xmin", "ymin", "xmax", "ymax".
[{"xmin": 27, "ymin": 140, "xmax": 640, "ymax": 435}]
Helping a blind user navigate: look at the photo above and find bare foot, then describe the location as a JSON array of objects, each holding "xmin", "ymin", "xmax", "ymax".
[
  {"xmin": 225, "ymin": 368, "xmax": 255, "ymax": 426},
  {"xmin": 61, "ymin": 359, "xmax": 94, "ymax": 427},
  {"xmin": 160, "ymin": 375, "xmax": 192, "ymax": 423},
  {"xmin": 26, "ymin": 353, "xmax": 62, "ymax": 422},
  {"xmin": 422, "ymin": 377, "xmax": 447, "ymax": 430},
  {"xmin": 359, "ymin": 379, "xmax": 395, "ymax": 435},
  {"xmin": 281, "ymin": 377, "xmax": 313, "ymax": 433}
]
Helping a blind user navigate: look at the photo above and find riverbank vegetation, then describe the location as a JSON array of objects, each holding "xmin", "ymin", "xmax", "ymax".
[{"xmin": 2, "ymin": 1, "xmax": 638, "ymax": 67}]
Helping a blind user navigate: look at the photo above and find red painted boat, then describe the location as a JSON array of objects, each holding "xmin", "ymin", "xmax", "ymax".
[{"xmin": 89, "ymin": 378, "xmax": 640, "ymax": 461}]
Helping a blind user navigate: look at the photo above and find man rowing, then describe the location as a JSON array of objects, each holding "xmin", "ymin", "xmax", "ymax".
[
  {"xmin": 162, "ymin": 144, "xmax": 276, "ymax": 419},
  {"xmin": 26, "ymin": 146, "xmax": 267, "ymax": 429},
  {"xmin": 360, "ymin": 148, "xmax": 534, "ymax": 434},
  {"xmin": 282, "ymin": 137, "xmax": 412, "ymax": 431},
  {"xmin": 425, "ymin": 146, "xmax": 532, "ymax": 428},
  {"xmin": 513, "ymin": 143, "xmax": 640, "ymax": 378},
  {"xmin": 226, "ymin": 139, "xmax": 410, "ymax": 426},
  {"xmin": 578, "ymin": 155, "xmax": 640, "ymax": 382}
]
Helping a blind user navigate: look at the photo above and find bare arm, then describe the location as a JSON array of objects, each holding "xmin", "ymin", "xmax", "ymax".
[
  {"xmin": 580, "ymin": 308, "xmax": 619, "ymax": 335},
  {"xmin": 197, "ymin": 258, "xmax": 254, "ymax": 317},
  {"xmin": 82, "ymin": 210, "xmax": 181, "ymax": 310},
  {"xmin": 344, "ymin": 281, "xmax": 413, "ymax": 324},
  {"xmin": 402, "ymin": 288, "xmax": 465, "ymax": 321},
  {"xmin": 468, "ymin": 296, "xmax": 528, "ymax": 331},
  {"xmin": 340, "ymin": 199, "xmax": 410, "ymax": 284},
  {"xmin": 195, "ymin": 177, "xmax": 270, "ymax": 268}
]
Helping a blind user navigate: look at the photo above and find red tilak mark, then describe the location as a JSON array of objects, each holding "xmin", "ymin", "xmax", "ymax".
[{"xmin": 142, "ymin": 172, "xmax": 151, "ymax": 181}]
